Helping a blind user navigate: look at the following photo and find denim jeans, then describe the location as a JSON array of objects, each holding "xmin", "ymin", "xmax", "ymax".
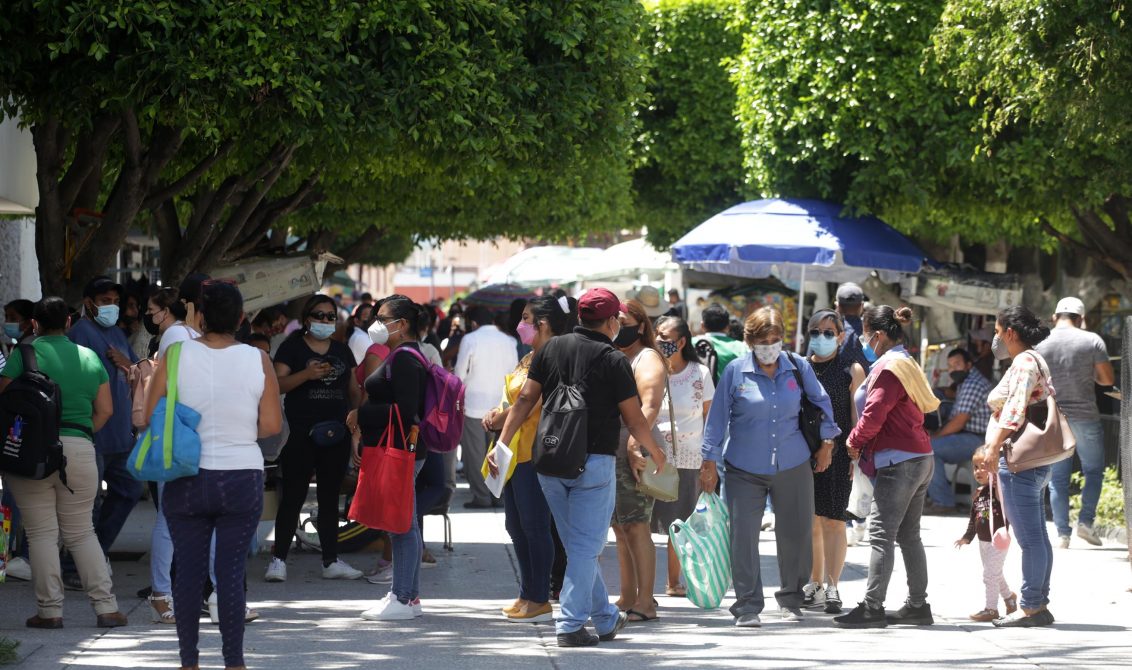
[
  {"xmin": 999, "ymin": 461, "xmax": 1053, "ymax": 611},
  {"xmin": 539, "ymin": 454, "xmax": 620, "ymax": 636},
  {"xmin": 151, "ymin": 482, "xmax": 174, "ymax": 594},
  {"xmin": 927, "ymin": 432, "xmax": 984, "ymax": 507},
  {"xmin": 391, "ymin": 459, "xmax": 426, "ymax": 604},
  {"xmin": 504, "ymin": 461, "xmax": 553, "ymax": 604},
  {"xmin": 865, "ymin": 455, "xmax": 933, "ymax": 608},
  {"xmin": 93, "ymin": 450, "xmax": 144, "ymax": 554},
  {"xmin": 1048, "ymin": 419, "xmax": 1105, "ymax": 537}
]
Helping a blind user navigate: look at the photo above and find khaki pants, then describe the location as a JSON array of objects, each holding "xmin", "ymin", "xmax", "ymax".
[{"xmin": 6, "ymin": 436, "xmax": 118, "ymax": 618}]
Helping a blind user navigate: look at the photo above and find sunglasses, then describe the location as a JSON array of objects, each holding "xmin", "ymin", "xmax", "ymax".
[
  {"xmin": 308, "ymin": 310, "xmax": 337, "ymax": 322},
  {"xmin": 809, "ymin": 329, "xmax": 838, "ymax": 339}
]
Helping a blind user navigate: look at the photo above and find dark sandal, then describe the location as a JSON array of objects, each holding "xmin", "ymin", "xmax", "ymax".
[{"xmin": 625, "ymin": 609, "xmax": 660, "ymax": 622}]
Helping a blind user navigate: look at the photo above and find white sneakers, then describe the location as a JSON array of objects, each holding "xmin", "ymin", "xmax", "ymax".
[
  {"xmin": 366, "ymin": 562, "xmax": 394, "ymax": 585},
  {"xmin": 802, "ymin": 582, "xmax": 826, "ymax": 609},
  {"xmin": 322, "ymin": 559, "xmax": 363, "ymax": 580},
  {"xmin": 1077, "ymin": 523, "xmax": 1103, "ymax": 546},
  {"xmin": 264, "ymin": 557, "xmax": 287, "ymax": 582},
  {"xmin": 734, "ymin": 613, "xmax": 761, "ymax": 627},
  {"xmin": 361, "ymin": 592, "xmax": 417, "ymax": 621}
]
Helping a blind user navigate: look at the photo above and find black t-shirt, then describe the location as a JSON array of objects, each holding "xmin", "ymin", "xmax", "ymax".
[
  {"xmin": 527, "ymin": 327, "xmax": 639, "ymax": 456},
  {"xmin": 359, "ymin": 342, "xmax": 428, "ymax": 460},
  {"xmin": 274, "ymin": 335, "xmax": 355, "ymax": 425}
]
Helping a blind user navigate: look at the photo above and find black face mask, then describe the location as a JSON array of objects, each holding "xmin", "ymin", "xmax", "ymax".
[
  {"xmin": 950, "ymin": 370, "xmax": 969, "ymax": 385},
  {"xmin": 120, "ymin": 314, "xmax": 138, "ymax": 327},
  {"xmin": 142, "ymin": 312, "xmax": 161, "ymax": 336},
  {"xmin": 613, "ymin": 325, "xmax": 641, "ymax": 349}
]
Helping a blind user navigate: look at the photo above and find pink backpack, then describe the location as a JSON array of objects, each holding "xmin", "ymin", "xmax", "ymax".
[{"xmin": 386, "ymin": 347, "xmax": 465, "ymax": 453}]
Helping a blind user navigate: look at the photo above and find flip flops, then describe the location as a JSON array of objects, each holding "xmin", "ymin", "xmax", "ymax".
[{"xmin": 625, "ymin": 609, "xmax": 660, "ymax": 623}]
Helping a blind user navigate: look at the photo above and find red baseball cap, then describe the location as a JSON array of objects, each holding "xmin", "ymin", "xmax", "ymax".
[{"xmin": 578, "ymin": 288, "xmax": 626, "ymax": 321}]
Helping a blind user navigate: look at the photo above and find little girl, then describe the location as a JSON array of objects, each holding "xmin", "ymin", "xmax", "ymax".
[{"xmin": 954, "ymin": 446, "xmax": 1018, "ymax": 621}]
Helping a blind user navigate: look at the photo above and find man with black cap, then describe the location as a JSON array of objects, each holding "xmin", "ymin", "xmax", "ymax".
[
  {"xmin": 495, "ymin": 287, "xmax": 668, "ymax": 648},
  {"xmin": 835, "ymin": 282, "xmax": 871, "ymax": 368},
  {"xmin": 67, "ymin": 275, "xmax": 142, "ymax": 559}
]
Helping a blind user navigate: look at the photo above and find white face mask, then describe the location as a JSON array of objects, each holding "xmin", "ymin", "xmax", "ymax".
[
  {"xmin": 368, "ymin": 319, "xmax": 401, "ymax": 345},
  {"xmin": 752, "ymin": 341, "xmax": 783, "ymax": 365}
]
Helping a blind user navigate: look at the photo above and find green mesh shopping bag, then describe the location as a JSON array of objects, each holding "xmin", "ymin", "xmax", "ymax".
[{"xmin": 669, "ymin": 491, "xmax": 732, "ymax": 609}]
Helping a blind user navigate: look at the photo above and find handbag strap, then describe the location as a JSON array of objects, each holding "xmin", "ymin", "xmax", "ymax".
[
  {"xmin": 665, "ymin": 370, "xmax": 678, "ymax": 461},
  {"xmin": 162, "ymin": 342, "xmax": 182, "ymax": 469},
  {"xmin": 988, "ymin": 470, "xmax": 1007, "ymax": 535}
]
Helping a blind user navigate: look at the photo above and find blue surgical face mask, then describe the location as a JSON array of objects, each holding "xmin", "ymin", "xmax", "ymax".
[
  {"xmin": 3, "ymin": 323, "xmax": 21, "ymax": 340},
  {"xmin": 808, "ymin": 334, "xmax": 838, "ymax": 358},
  {"xmin": 309, "ymin": 322, "xmax": 336, "ymax": 340},
  {"xmin": 859, "ymin": 332, "xmax": 878, "ymax": 363},
  {"xmin": 94, "ymin": 304, "xmax": 119, "ymax": 328}
]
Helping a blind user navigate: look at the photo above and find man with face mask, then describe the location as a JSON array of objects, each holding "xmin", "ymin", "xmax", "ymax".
[
  {"xmin": 454, "ymin": 305, "xmax": 518, "ymax": 508},
  {"xmin": 924, "ymin": 348, "xmax": 993, "ymax": 514},
  {"xmin": 66, "ymin": 275, "xmax": 142, "ymax": 560},
  {"xmin": 835, "ymin": 283, "xmax": 871, "ymax": 369}
]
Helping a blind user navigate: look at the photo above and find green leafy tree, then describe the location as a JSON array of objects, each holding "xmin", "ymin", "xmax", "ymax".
[
  {"xmin": 0, "ymin": 1, "xmax": 645, "ymax": 301},
  {"xmin": 635, "ymin": 0, "xmax": 745, "ymax": 249}
]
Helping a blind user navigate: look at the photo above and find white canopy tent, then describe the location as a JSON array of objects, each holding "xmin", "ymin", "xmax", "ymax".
[{"xmin": 480, "ymin": 245, "xmax": 603, "ymax": 287}]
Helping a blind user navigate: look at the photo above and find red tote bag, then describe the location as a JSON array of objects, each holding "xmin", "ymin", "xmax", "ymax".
[{"xmin": 348, "ymin": 406, "xmax": 416, "ymax": 534}]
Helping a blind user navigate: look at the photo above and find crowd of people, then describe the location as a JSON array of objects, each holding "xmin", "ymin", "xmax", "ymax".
[{"xmin": 0, "ymin": 272, "xmax": 1117, "ymax": 665}]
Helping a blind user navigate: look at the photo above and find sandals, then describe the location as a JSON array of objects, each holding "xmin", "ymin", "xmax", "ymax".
[
  {"xmin": 625, "ymin": 609, "xmax": 660, "ymax": 623},
  {"xmin": 665, "ymin": 585, "xmax": 687, "ymax": 598},
  {"xmin": 149, "ymin": 593, "xmax": 176, "ymax": 625}
]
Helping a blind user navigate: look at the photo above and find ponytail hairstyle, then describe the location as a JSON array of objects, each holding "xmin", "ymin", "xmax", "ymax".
[
  {"xmin": 997, "ymin": 305, "xmax": 1051, "ymax": 347},
  {"xmin": 655, "ymin": 315, "xmax": 700, "ymax": 364},
  {"xmin": 862, "ymin": 305, "xmax": 913, "ymax": 343},
  {"xmin": 382, "ymin": 297, "xmax": 421, "ymax": 341},
  {"xmin": 150, "ymin": 287, "xmax": 187, "ymax": 321},
  {"xmin": 527, "ymin": 294, "xmax": 578, "ymax": 336}
]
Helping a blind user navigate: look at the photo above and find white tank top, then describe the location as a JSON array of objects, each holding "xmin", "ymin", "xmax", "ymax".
[{"xmin": 175, "ymin": 339, "xmax": 265, "ymax": 471}]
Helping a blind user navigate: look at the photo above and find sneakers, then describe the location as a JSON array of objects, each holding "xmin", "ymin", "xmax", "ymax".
[
  {"xmin": 887, "ymin": 601, "xmax": 934, "ymax": 626},
  {"xmin": 993, "ymin": 609, "xmax": 1055, "ymax": 628},
  {"xmin": 1077, "ymin": 523, "xmax": 1103, "ymax": 546},
  {"xmin": 507, "ymin": 601, "xmax": 554, "ymax": 623},
  {"xmin": 410, "ymin": 598, "xmax": 423, "ymax": 618},
  {"xmin": 322, "ymin": 559, "xmax": 363, "ymax": 580},
  {"xmin": 5, "ymin": 556, "xmax": 31, "ymax": 581},
  {"xmin": 264, "ymin": 558, "xmax": 287, "ymax": 582},
  {"xmin": 557, "ymin": 629, "xmax": 599, "ymax": 647},
  {"xmin": 846, "ymin": 526, "xmax": 858, "ymax": 547},
  {"xmin": 834, "ymin": 601, "xmax": 887, "ymax": 628},
  {"xmin": 802, "ymin": 582, "xmax": 826, "ymax": 610},
  {"xmin": 734, "ymin": 613, "xmax": 762, "ymax": 628},
  {"xmin": 761, "ymin": 513, "xmax": 775, "ymax": 532},
  {"xmin": 778, "ymin": 606, "xmax": 803, "ymax": 622},
  {"xmin": 361, "ymin": 592, "xmax": 416, "ymax": 621},
  {"xmin": 365, "ymin": 563, "xmax": 394, "ymax": 585},
  {"xmin": 598, "ymin": 611, "xmax": 629, "ymax": 642},
  {"xmin": 824, "ymin": 586, "xmax": 843, "ymax": 614}
]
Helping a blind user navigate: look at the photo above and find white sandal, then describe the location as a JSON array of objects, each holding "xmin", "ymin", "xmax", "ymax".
[{"xmin": 148, "ymin": 593, "xmax": 176, "ymax": 624}]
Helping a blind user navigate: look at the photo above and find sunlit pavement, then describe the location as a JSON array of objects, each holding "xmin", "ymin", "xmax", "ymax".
[{"xmin": 2, "ymin": 484, "xmax": 1130, "ymax": 669}]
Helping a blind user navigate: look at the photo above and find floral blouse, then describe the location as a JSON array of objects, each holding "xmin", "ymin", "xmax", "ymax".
[{"xmin": 986, "ymin": 350, "xmax": 1053, "ymax": 433}]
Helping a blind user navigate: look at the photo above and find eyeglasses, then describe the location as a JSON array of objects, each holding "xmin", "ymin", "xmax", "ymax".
[
  {"xmin": 808, "ymin": 329, "xmax": 838, "ymax": 339},
  {"xmin": 375, "ymin": 315, "xmax": 401, "ymax": 324},
  {"xmin": 308, "ymin": 310, "xmax": 337, "ymax": 322}
]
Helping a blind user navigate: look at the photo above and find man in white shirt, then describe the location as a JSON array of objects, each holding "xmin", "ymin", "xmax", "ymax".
[
  {"xmin": 454, "ymin": 305, "xmax": 518, "ymax": 508},
  {"xmin": 347, "ymin": 302, "xmax": 376, "ymax": 365}
]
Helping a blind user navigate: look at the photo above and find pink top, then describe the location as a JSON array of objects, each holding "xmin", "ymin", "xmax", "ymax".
[{"xmin": 355, "ymin": 343, "xmax": 390, "ymax": 386}]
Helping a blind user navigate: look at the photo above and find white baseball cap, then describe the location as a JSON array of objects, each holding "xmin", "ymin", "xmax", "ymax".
[{"xmin": 1054, "ymin": 297, "xmax": 1085, "ymax": 316}]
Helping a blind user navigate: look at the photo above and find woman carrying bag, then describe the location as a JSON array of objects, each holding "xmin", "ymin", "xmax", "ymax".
[
  {"xmin": 351, "ymin": 297, "xmax": 430, "ymax": 621},
  {"xmin": 483, "ymin": 295, "xmax": 578, "ymax": 623},
  {"xmin": 983, "ymin": 306, "xmax": 1058, "ymax": 628},
  {"xmin": 650, "ymin": 316, "xmax": 715, "ymax": 598}
]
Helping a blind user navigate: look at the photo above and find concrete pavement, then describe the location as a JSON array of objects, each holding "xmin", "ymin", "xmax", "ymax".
[{"xmin": 2, "ymin": 482, "xmax": 1130, "ymax": 669}]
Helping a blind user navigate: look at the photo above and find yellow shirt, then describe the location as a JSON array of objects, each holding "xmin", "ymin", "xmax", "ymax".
[{"xmin": 504, "ymin": 354, "xmax": 541, "ymax": 463}]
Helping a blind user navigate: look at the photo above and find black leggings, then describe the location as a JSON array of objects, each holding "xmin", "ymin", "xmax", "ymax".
[{"xmin": 273, "ymin": 424, "xmax": 350, "ymax": 565}]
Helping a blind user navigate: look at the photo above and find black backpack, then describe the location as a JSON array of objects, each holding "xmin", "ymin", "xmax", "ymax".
[
  {"xmin": 0, "ymin": 344, "xmax": 68, "ymax": 484},
  {"xmin": 533, "ymin": 336, "xmax": 597, "ymax": 479}
]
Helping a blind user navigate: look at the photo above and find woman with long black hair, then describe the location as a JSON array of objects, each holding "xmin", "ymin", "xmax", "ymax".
[{"xmin": 267, "ymin": 294, "xmax": 362, "ymax": 583}]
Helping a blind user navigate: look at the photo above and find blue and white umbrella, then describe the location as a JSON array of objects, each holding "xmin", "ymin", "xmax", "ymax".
[{"xmin": 672, "ymin": 198, "xmax": 930, "ymax": 348}]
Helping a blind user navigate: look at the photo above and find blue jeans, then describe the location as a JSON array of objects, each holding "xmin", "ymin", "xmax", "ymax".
[
  {"xmin": 539, "ymin": 454, "xmax": 620, "ymax": 636},
  {"xmin": 93, "ymin": 450, "xmax": 144, "ymax": 554},
  {"xmin": 391, "ymin": 459, "xmax": 426, "ymax": 603},
  {"xmin": 998, "ymin": 461, "xmax": 1053, "ymax": 611},
  {"xmin": 928, "ymin": 432, "xmax": 985, "ymax": 507},
  {"xmin": 504, "ymin": 461, "xmax": 553, "ymax": 604},
  {"xmin": 1049, "ymin": 419, "xmax": 1105, "ymax": 537},
  {"xmin": 151, "ymin": 482, "xmax": 174, "ymax": 594}
]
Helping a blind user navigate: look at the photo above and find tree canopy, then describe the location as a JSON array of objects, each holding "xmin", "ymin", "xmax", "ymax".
[{"xmin": 0, "ymin": 1, "xmax": 645, "ymax": 300}]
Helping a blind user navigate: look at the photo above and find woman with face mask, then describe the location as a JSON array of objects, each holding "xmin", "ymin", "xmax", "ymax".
[
  {"xmin": 650, "ymin": 316, "xmax": 716, "ymax": 598},
  {"xmin": 481, "ymin": 295, "xmax": 578, "ymax": 622},
  {"xmin": 799, "ymin": 310, "xmax": 866, "ymax": 615},
  {"xmin": 837, "ymin": 305, "xmax": 941, "ymax": 629},
  {"xmin": 266, "ymin": 295, "xmax": 363, "ymax": 585},
  {"xmin": 3, "ymin": 299, "xmax": 36, "ymax": 351},
  {"xmin": 702, "ymin": 306, "xmax": 840, "ymax": 627}
]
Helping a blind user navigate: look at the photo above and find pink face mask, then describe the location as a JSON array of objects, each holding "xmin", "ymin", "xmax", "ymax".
[{"xmin": 517, "ymin": 321, "xmax": 537, "ymax": 345}]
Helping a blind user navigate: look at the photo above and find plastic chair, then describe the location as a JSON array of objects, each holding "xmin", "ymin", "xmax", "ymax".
[{"xmin": 424, "ymin": 488, "xmax": 455, "ymax": 551}]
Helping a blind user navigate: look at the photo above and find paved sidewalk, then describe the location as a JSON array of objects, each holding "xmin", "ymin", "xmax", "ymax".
[{"xmin": 2, "ymin": 484, "xmax": 1130, "ymax": 669}]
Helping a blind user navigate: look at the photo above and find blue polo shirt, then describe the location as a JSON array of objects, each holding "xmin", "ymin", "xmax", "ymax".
[
  {"xmin": 703, "ymin": 350, "xmax": 840, "ymax": 475},
  {"xmin": 68, "ymin": 318, "xmax": 138, "ymax": 454}
]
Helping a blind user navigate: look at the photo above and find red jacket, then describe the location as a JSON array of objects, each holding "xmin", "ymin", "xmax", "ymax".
[{"xmin": 848, "ymin": 368, "xmax": 931, "ymax": 474}]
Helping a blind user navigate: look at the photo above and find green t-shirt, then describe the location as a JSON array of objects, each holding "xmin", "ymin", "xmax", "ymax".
[
  {"xmin": 2, "ymin": 335, "xmax": 110, "ymax": 439},
  {"xmin": 694, "ymin": 332, "xmax": 750, "ymax": 379}
]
